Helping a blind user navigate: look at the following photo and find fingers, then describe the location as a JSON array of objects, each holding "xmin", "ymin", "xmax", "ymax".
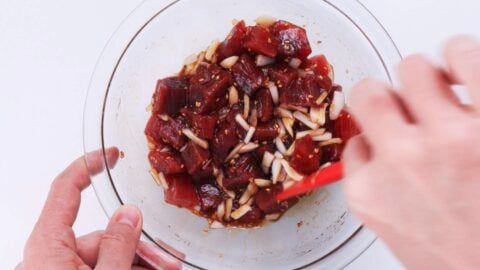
[
  {"xmin": 36, "ymin": 147, "xmax": 119, "ymax": 229},
  {"xmin": 343, "ymin": 135, "xmax": 371, "ymax": 175},
  {"xmin": 398, "ymin": 55, "xmax": 464, "ymax": 125},
  {"xmin": 444, "ymin": 36, "xmax": 480, "ymax": 109},
  {"xmin": 137, "ymin": 241, "xmax": 183, "ymax": 270},
  {"xmin": 76, "ymin": 230, "xmax": 104, "ymax": 267},
  {"xmin": 349, "ymin": 79, "xmax": 410, "ymax": 149},
  {"xmin": 96, "ymin": 205, "xmax": 143, "ymax": 270}
]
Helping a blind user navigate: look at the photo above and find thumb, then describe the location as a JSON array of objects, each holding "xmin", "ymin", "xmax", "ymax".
[{"xmin": 95, "ymin": 205, "xmax": 143, "ymax": 270}]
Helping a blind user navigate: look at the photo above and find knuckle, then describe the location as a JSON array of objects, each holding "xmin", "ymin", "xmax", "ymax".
[{"xmin": 101, "ymin": 226, "xmax": 135, "ymax": 246}]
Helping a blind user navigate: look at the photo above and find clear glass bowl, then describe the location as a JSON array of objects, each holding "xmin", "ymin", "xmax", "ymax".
[{"xmin": 84, "ymin": 0, "xmax": 401, "ymax": 269}]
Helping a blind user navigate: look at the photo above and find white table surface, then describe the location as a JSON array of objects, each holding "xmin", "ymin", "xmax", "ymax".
[{"xmin": 1, "ymin": 0, "xmax": 479, "ymax": 269}]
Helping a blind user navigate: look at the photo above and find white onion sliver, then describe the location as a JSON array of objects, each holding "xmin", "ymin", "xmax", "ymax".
[
  {"xmin": 244, "ymin": 126, "xmax": 256, "ymax": 143},
  {"xmin": 254, "ymin": 178, "xmax": 272, "ymax": 187},
  {"xmin": 158, "ymin": 172, "xmax": 169, "ymax": 189},
  {"xmin": 280, "ymin": 160, "xmax": 304, "ymax": 181},
  {"xmin": 183, "ymin": 53, "xmax": 197, "ymax": 65},
  {"xmin": 315, "ymin": 91, "xmax": 328, "ymax": 105},
  {"xmin": 271, "ymin": 159, "xmax": 282, "ymax": 184},
  {"xmin": 328, "ymin": 64, "xmax": 335, "ymax": 81},
  {"xmin": 220, "ymin": 56, "xmax": 239, "ymax": 69},
  {"xmin": 282, "ymin": 117, "xmax": 294, "ymax": 137},
  {"xmin": 256, "ymin": 55, "xmax": 275, "ymax": 67},
  {"xmin": 229, "ymin": 86, "xmax": 239, "ymax": 105},
  {"xmin": 320, "ymin": 138, "xmax": 343, "ymax": 146},
  {"xmin": 267, "ymin": 82, "xmax": 279, "ymax": 104},
  {"xmin": 205, "ymin": 39, "xmax": 220, "ymax": 61},
  {"xmin": 231, "ymin": 205, "xmax": 252, "ymax": 220},
  {"xmin": 330, "ymin": 91, "xmax": 345, "ymax": 120},
  {"xmin": 293, "ymin": 111, "xmax": 320, "ymax": 130},
  {"xmin": 275, "ymin": 137, "xmax": 288, "ymax": 155},
  {"xmin": 239, "ymin": 143, "xmax": 259, "ymax": 154},
  {"xmin": 265, "ymin": 213, "xmax": 281, "ymax": 221},
  {"xmin": 239, "ymin": 190, "xmax": 252, "ymax": 205},
  {"xmin": 261, "ymin": 152, "xmax": 275, "ymax": 174},
  {"xmin": 283, "ymin": 180, "xmax": 295, "ymax": 190},
  {"xmin": 296, "ymin": 129, "xmax": 326, "ymax": 139},
  {"xmin": 225, "ymin": 198, "xmax": 233, "ymax": 221},
  {"xmin": 277, "ymin": 119, "xmax": 286, "ymax": 137},
  {"xmin": 225, "ymin": 142, "xmax": 245, "ymax": 162},
  {"xmin": 312, "ymin": 132, "xmax": 333, "ymax": 142},
  {"xmin": 210, "ymin": 221, "xmax": 224, "ymax": 229},
  {"xmin": 289, "ymin": 58, "xmax": 302, "ymax": 69},
  {"xmin": 217, "ymin": 202, "xmax": 225, "ymax": 220},
  {"xmin": 274, "ymin": 151, "xmax": 284, "ymax": 159},
  {"xmin": 285, "ymin": 142, "xmax": 295, "ymax": 156},
  {"xmin": 275, "ymin": 107, "xmax": 293, "ymax": 119},
  {"xmin": 235, "ymin": 114, "xmax": 250, "ymax": 131},
  {"xmin": 243, "ymin": 95, "xmax": 250, "ymax": 119},
  {"xmin": 182, "ymin": 129, "xmax": 209, "ymax": 149},
  {"xmin": 255, "ymin": 15, "xmax": 277, "ymax": 27},
  {"xmin": 282, "ymin": 104, "xmax": 308, "ymax": 114}
]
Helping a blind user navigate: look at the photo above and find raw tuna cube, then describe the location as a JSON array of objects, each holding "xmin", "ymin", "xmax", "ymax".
[
  {"xmin": 148, "ymin": 150, "xmax": 185, "ymax": 175},
  {"xmin": 255, "ymin": 88, "xmax": 274, "ymax": 123},
  {"xmin": 181, "ymin": 141, "xmax": 210, "ymax": 174},
  {"xmin": 255, "ymin": 184, "xmax": 298, "ymax": 214},
  {"xmin": 192, "ymin": 164, "xmax": 215, "ymax": 182},
  {"xmin": 223, "ymin": 175, "xmax": 250, "ymax": 190},
  {"xmin": 216, "ymin": 20, "xmax": 247, "ymax": 60},
  {"xmin": 212, "ymin": 121, "xmax": 239, "ymax": 161},
  {"xmin": 289, "ymin": 135, "xmax": 321, "ymax": 174},
  {"xmin": 182, "ymin": 109, "xmax": 219, "ymax": 140},
  {"xmin": 334, "ymin": 110, "xmax": 360, "ymax": 142},
  {"xmin": 197, "ymin": 183, "xmax": 223, "ymax": 213},
  {"xmin": 188, "ymin": 65, "xmax": 231, "ymax": 114},
  {"xmin": 271, "ymin": 20, "xmax": 312, "ymax": 59},
  {"xmin": 280, "ymin": 75, "xmax": 325, "ymax": 107},
  {"xmin": 255, "ymin": 143, "xmax": 275, "ymax": 161},
  {"xmin": 145, "ymin": 115, "xmax": 163, "ymax": 144},
  {"xmin": 164, "ymin": 174, "xmax": 199, "ymax": 209},
  {"xmin": 156, "ymin": 117, "xmax": 186, "ymax": 150},
  {"xmin": 321, "ymin": 144, "xmax": 342, "ymax": 163},
  {"xmin": 267, "ymin": 63, "xmax": 298, "ymax": 89},
  {"xmin": 152, "ymin": 76, "xmax": 188, "ymax": 115},
  {"xmin": 243, "ymin": 26, "xmax": 278, "ymax": 57},
  {"xmin": 252, "ymin": 121, "xmax": 279, "ymax": 142},
  {"xmin": 226, "ymin": 154, "xmax": 263, "ymax": 180},
  {"xmin": 231, "ymin": 54, "xmax": 266, "ymax": 96},
  {"xmin": 304, "ymin": 55, "xmax": 333, "ymax": 91}
]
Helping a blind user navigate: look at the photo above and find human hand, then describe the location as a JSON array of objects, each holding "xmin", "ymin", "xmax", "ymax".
[
  {"xmin": 343, "ymin": 36, "xmax": 480, "ymax": 269},
  {"xmin": 17, "ymin": 148, "xmax": 182, "ymax": 270}
]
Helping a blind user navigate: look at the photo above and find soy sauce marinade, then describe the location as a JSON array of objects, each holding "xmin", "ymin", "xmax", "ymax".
[{"xmin": 145, "ymin": 17, "xmax": 359, "ymax": 228}]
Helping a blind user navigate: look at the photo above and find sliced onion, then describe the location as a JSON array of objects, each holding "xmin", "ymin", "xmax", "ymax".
[
  {"xmin": 280, "ymin": 160, "xmax": 304, "ymax": 181},
  {"xmin": 289, "ymin": 58, "xmax": 302, "ymax": 69},
  {"xmin": 310, "ymin": 106, "xmax": 326, "ymax": 126},
  {"xmin": 243, "ymin": 94, "xmax": 250, "ymax": 119},
  {"xmin": 320, "ymin": 138, "xmax": 343, "ymax": 146},
  {"xmin": 296, "ymin": 129, "xmax": 326, "ymax": 139},
  {"xmin": 220, "ymin": 56, "xmax": 239, "ymax": 69},
  {"xmin": 275, "ymin": 137, "xmax": 288, "ymax": 155},
  {"xmin": 255, "ymin": 15, "xmax": 277, "ymax": 27},
  {"xmin": 265, "ymin": 213, "xmax": 281, "ymax": 221},
  {"xmin": 271, "ymin": 159, "xmax": 282, "ymax": 184},
  {"xmin": 159, "ymin": 114, "xmax": 170, "ymax": 121},
  {"xmin": 282, "ymin": 117, "xmax": 295, "ymax": 137},
  {"xmin": 320, "ymin": 162, "xmax": 332, "ymax": 169},
  {"xmin": 182, "ymin": 128, "xmax": 209, "ymax": 149},
  {"xmin": 328, "ymin": 64, "xmax": 335, "ymax": 81},
  {"xmin": 216, "ymin": 171, "xmax": 224, "ymax": 187},
  {"xmin": 256, "ymin": 54, "xmax": 275, "ymax": 67},
  {"xmin": 248, "ymin": 108, "xmax": 258, "ymax": 127},
  {"xmin": 312, "ymin": 132, "xmax": 333, "ymax": 141},
  {"xmin": 205, "ymin": 39, "xmax": 220, "ymax": 61},
  {"xmin": 293, "ymin": 111, "xmax": 320, "ymax": 130},
  {"xmin": 244, "ymin": 126, "xmax": 256, "ymax": 144},
  {"xmin": 231, "ymin": 205, "xmax": 252, "ymax": 220},
  {"xmin": 225, "ymin": 142, "xmax": 245, "ymax": 162},
  {"xmin": 247, "ymin": 182, "xmax": 258, "ymax": 194},
  {"xmin": 329, "ymin": 91, "xmax": 345, "ymax": 120},
  {"xmin": 283, "ymin": 180, "xmax": 295, "ymax": 190},
  {"xmin": 275, "ymin": 107, "xmax": 294, "ymax": 119},
  {"xmin": 254, "ymin": 178, "xmax": 272, "ymax": 187},
  {"xmin": 274, "ymin": 151, "xmax": 284, "ymax": 159},
  {"xmin": 239, "ymin": 190, "xmax": 252, "ymax": 205},
  {"xmin": 267, "ymin": 82, "xmax": 279, "ymax": 104},
  {"xmin": 285, "ymin": 142, "xmax": 295, "ymax": 156},
  {"xmin": 261, "ymin": 152, "xmax": 275, "ymax": 174},
  {"xmin": 235, "ymin": 114, "xmax": 250, "ymax": 131},
  {"xmin": 216, "ymin": 202, "xmax": 225, "ymax": 220},
  {"xmin": 225, "ymin": 198, "xmax": 233, "ymax": 221},
  {"xmin": 281, "ymin": 104, "xmax": 309, "ymax": 114},
  {"xmin": 183, "ymin": 53, "xmax": 197, "ymax": 65},
  {"xmin": 150, "ymin": 170, "xmax": 169, "ymax": 189},
  {"xmin": 210, "ymin": 220, "xmax": 225, "ymax": 229},
  {"xmin": 239, "ymin": 142, "xmax": 259, "ymax": 153},
  {"xmin": 229, "ymin": 86, "xmax": 239, "ymax": 105},
  {"xmin": 276, "ymin": 119, "xmax": 286, "ymax": 137},
  {"xmin": 315, "ymin": 91, "xmax": 328, "ymax": 105}
]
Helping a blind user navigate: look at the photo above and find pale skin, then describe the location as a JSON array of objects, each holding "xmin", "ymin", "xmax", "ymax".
[{"xmin": 19, "ymin": 36, "xmax": 480, "ymax": 269}]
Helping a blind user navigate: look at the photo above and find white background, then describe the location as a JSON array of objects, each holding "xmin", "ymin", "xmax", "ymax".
[{"xmin": 1, "ymin": 0, "xmax": 479, "ymax": 269}]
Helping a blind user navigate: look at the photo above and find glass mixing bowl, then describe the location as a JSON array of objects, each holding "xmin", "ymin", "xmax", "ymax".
[{"xmin": 84, "ymin": 0, "xmax": 401, "ymax": 269}]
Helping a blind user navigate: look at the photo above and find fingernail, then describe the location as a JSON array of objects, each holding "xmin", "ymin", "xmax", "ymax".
[{"xmin": 114, "ymin": 205, "xmax": 141, "ymax": 228}]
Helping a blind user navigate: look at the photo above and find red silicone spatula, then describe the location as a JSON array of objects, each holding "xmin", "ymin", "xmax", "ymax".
[{"xmin": 276, "ymin": 162, "xmax": 344, "ymax": 201}]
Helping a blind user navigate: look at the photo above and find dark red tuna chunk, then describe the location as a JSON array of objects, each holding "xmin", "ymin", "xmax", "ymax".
[
  {"xmin": 212, "ymin": 121, "xmax": 239, "ymax": 161},
  {"xmin": 252, "ymin": 121, "xmax": 279, "ymax": 142},
  {"xmin": 188, "ymin": 65, "xmax": 231, "ymax": 114},
  {"xmin": 255, "ymin": 143, "xmax": 275, "ymax": 161},
  {"xmin": 181, "ymin": 141, "xmax": 210, "ymax": 174},
  {"xmin": 304, "ymin": 55, "xmax": 333, "ymax": 91},
  {"xmin": 223, "ymin": 175, "xmax": 250, "ymax": 190},
  {"xmin": 290, "ymin": 135, "xmax": 321, "ymax": 174},
  {"xmin": 267, "ymin": 63, "xmax": 298, "ymax": 89},
  {"xmin": 243, "ymin": 26, "xmax": 278, "ymax": 57},
  {"xmin": 321, "ymin": 144, "xmax": 342, "ymax": 163},
  {"xmin": 334, "ymin": 110, "xmax": 360, "ymax": 143},
  {"xmin": 197, "ymin": 183, "xmax": 223, "ymax": 212},
  {"xmin": 192, "ymin": 164, "xmax": 215, "ymax": 182},
  {"xmin": 231, "ymin": 54, "xmax": 266, "ymax": 96},
  {"xmin": 148, "ymin": 150, "xmax": 185, "ymax": 175},
  {"xmin": 271, "ymin": 20, "xmax": 312, "ymax": 60},
  {"xmin": 256, "ymin": 184, "xmax": 299, "ymax": 214},
  {"xmin": 280, "ymin": 75, "xmax": 325, "ymax": 107},
  {"xmin": 154, "ymin": 117, "xmax": 186, "ymax": 150},
  {"xmin": 255, "ymin": 88, "xmax": 274, "ymax": 123},
  {"xmin": 152, "ymin": 76, "xmax": 188, "ymax": 115},
  {"xmin": 226, "ymin": 154, "xmax": 263, "ymax": 180},
  {"xmin": 164, "ymin": 174, "xmax": 199, "ymax": 209},
  {"xmin": 216, "ymin": 20, "xmax": 247, "ymax": 60},
  {"xmin": 182, "ymin": 109, "xmax": 218, "ymax": 140},
  {"xmin": 145, "ymin": 115, "xmax": 163, "ymax": 144}
]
